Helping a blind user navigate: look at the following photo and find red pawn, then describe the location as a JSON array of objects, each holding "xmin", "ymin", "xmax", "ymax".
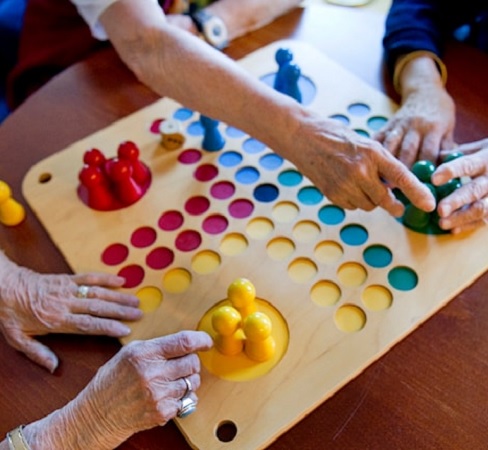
[
  {"xmin": 109, "ymin": 159, "xmax": 143, "ymax": 205},
  {"xmin": 83, "ymin": 148, "xmax": 106, "ymax": 168},
  {"xmin": 118, "ymin": 141, "xmax": 150, "ymax": 186},
  {"xmin": 79, "ymin": 165, "xmax": 115, "ymax": 210}
]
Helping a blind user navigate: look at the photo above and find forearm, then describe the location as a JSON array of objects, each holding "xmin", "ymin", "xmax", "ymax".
[
  {"xmin": 207, "ymin": 0, "xmax": 302, "ymax": 41},
  {"xmin": 101, "ymin": 0, "xmax": 310, "ymax": 160},
  {"xmin": 11, "ymin": 386, "xmax": 129, "ymax": 450}
]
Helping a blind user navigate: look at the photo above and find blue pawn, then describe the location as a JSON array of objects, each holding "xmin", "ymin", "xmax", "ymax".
[
  {"xmin": 281, "ymin": 63, "xmax": 302, "ymax": 103},
  {"xmin": 274, "ymin": 48, "xmax": 293, "ymax": 93},
  {"xmin": 200, "ymin": 115, "xmax": 225, "ymax": 151}
]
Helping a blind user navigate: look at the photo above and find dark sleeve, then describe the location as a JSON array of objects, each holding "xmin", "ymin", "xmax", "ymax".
[{"xmin": 382, "ymin": 0, "xmax": 449, "ymax": 76}]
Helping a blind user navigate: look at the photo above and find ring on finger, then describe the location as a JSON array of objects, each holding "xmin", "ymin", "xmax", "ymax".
[
  {"xmin": 77, "ymin": 285, "xmax": 90, "ymax": 299},
  {"xmin": 183, "ymin": 377, "xmax": 192, "ymax": 397},
  {"xmin": 177, "ymin": 396, "xmax": 197, "ymax": 419}
]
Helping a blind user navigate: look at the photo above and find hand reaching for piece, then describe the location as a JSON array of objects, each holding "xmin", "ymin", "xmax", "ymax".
[
  {"xmin": 0, "ymin": 252, "xmax": 142, "ymax": 372},
  {"xmin": 375, "ymin": 83, "xmax": 456, "ymax": 168},
  {"xmin": 432, "ymin": 142, "xmax": 488, "ymax": 234},
  {"xmin": 21, "ymin": 331, "xmax": 214, "ymax": 450}
]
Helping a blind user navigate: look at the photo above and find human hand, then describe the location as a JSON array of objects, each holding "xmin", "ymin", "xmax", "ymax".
[
  {"xmin": 432, "ymin": 143, "xmax": 488, "ymax": 233},
  {"xmin": 287, "ymin": 117, "xmax": 436, "ymax": 217},
  {"xmin": 0, "ymin": 255, "xmax": 142, "ymax": 372},
  {"xmin": 23, "ymin": 331, "xmax": 213, "ymax": 449},
  {"xmin": 165, "ymin": 13, "xmax": 199, "ymax": 35},
  {"xmin": 375, "ymin": 84, "xmax": 455, "ymax": 167}
]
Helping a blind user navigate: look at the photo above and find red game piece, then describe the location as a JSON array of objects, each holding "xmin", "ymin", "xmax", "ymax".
[
  {"xmin": 83, "ymin": 148, "xmax": 106, "ymax": 167},
  {"xmin": 78, "ymin": 165, "xmax": 114, "ymax": 210},
  {"xmin": 109, "ymin": 159, "xmax": 143, "ymax": 205},
  {"xmin": 118, "ymin": 141, "xmax": 151, "ymax": 186}
]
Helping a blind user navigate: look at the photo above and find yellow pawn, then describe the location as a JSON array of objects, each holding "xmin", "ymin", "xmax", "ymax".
[
  {"xmin": 0, "ymin": 181, "xmax": 25, "ymax": 226},
  {"xmin": 243, "ymin": 312, "xmax": 276, "ymax": 362},
  {"xmin": 211, "ymin": 305, "xmax": 244, "ymax": 356},
  {"xmin": 227, "ymin": 277, "xmax": 256, "ymax": 319}
]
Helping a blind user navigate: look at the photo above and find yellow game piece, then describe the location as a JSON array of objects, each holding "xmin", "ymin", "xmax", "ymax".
[
  {"xmin": 160, "ymin": 119, "xmax": 185, "ymax": 150},
  {"xmin": 212, "ymin": 306, "xmax": 244, "ymax": 356},
  {"xmin": 227, "ymin": 277, "xmax": 257, "ymax": 319},
  {"xmin": 0, "ymin": 181, "xmax": 25, "ymax": 226},
  {"xmin": 243, "ymin": 312, "xmax": 276, "ymax": 362}
]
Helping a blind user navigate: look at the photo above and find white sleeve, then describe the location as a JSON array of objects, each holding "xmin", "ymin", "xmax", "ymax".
[{"xmin": 70, "ymin": 0, "xmax": 158, "ymax": 41}]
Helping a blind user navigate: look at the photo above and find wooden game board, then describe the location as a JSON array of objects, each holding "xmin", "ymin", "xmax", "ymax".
[{"xmin": 22, "ymin": 40, "xmax": 488, "ymax": 449}]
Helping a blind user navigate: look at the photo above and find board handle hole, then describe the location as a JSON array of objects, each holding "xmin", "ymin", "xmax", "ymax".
[{"xmin": 38, "ymin": 173, "xmax": 52, "ymax": 184}]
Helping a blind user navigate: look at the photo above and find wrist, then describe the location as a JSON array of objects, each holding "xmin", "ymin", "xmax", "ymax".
[
  {"xmin": 6, "ymin": 426, "xmax": 31, "ymax": 450},
  {"xmin": 394, "ymin": 51, "xmax": 447, "ymax": 95}
]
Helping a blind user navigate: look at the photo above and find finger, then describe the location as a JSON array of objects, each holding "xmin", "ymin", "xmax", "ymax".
[
  {"xmin": 382, "ymin": 129, "xmax": 403, "ymax": 155},
  {"xmin": 157, "ymin": 330, "xmax": 214, "ymax": 359},
  {"xmin": 379, "ymin": 157, "xmax": 436, "ymax": 213},
  {"xmin": 70, "ymin": 298, "xmax": 143, "ymax": 321},
  {"xmin": 397, "ymin": 129, "xmax": 421, "ymax": 168},
  {"xmin": 433, "ymin": 154, "xmax": 488, "ymax": 186},
  {"xmin": 174, "ymin": 373, "xmax": 201, "ymax": 399},
  {"xmin": 437, "ymin": 178, "xmax": 488, "ymax": 218},
  {"xmin": 6, "ymin": 330, "xmax": 59, "ymax": 373},
  {"xmin": 64, "ymin": 314, "xmax": 132, "ymax": 336},
  {"xmin": 450, "ymin": 219, "xmax": 488, "ymax": 235},
  {"xmin": 73, "ymin": 284, "xmax": 141, "ymax": 308},
  {"xmin": 73, "ymin": 272, "xmax": 128, "ymax": 289},
  {"xmin": 419, "ymin": 131, "xmax": 442, "ymax": 164},
  {"xmin": 438, "ymin": 196, "xmax": 488, "ymax": 230}
]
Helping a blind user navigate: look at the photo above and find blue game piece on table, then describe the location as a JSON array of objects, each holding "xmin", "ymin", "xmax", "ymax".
[{"xmin": 200, "ymin": 115, "xmax": 225, "ymax": 151}]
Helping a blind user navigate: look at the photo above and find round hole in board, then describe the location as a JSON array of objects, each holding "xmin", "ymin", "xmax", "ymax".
[{"xmin": 215, "ymin": 420, "xmax": 238, "ymax": 443}]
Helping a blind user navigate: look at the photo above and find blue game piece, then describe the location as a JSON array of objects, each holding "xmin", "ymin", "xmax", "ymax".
[
  {"xmin": 274, "ymin": 48, "xmax": 293, "ymax": 92},
  {"xmin": 281, "ymin": 63, "xmax": 302, "ymax": 103},
  {"xmin": 200, "ymin": 115, "xmax": 225, "ymax": 151}
]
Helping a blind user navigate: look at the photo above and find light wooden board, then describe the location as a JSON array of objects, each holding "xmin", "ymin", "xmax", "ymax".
[{"xmin": 22, "ymin": 40, "xmax": 488, "ymax": 449}]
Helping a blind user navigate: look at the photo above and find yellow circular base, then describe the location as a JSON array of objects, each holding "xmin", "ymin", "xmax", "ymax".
[{"xmin": 197, "ymin": 298, "xmax": 289, "ymax": 381}]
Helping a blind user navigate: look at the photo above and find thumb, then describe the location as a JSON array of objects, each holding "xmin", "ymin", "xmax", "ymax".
[{"xmin": 8, "ymin": 330, "xmax": 59, "ymax": 373}]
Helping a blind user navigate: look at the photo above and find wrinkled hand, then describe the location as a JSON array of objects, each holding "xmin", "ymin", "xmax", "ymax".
[
  {"xmin": 0, "ymin": 255, "xmax": 142, "ymax": 372},
  {"xmin": 288, "ymin": 117, "xmax": 436, "ymax": 216},
  {"xmin": 433, "ymin": 143, "xmax": 488, "ymax": 233},
  {"xmin": 375, "ymin": 85, "xmax": 455, "ymax": 167},
  {"xmin": 24, "ymin": 331, "xmax": 213, "ymax": 449},
  {"xmin": 165, "ymin": 13, "xmax": 199, "ymax": 34}
]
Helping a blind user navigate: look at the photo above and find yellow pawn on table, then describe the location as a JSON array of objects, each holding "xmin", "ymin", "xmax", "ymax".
[
  {"xmin": 243, "ymin": 312, "xmax": 276, "ymax": 362},
  {"xmin": 227, "ymin": 277, "xmax": 257, "ymax": 319},
  {"xmin": 0, "ymin": 180, "xmax": 25, "ymax": 226},
  {"xmin": 211, "ymin": 305, "xmax": 244, "ymax": 356}
]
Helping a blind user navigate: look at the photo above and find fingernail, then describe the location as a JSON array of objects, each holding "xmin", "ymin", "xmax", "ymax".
[{"xmin": 117, "ymin": 324, "xmax": 132, "ymax": 336}]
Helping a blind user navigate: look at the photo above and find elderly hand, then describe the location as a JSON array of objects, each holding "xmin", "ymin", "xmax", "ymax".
[
  {"xmin": 432, "ymin": 141, "xmax": 488, "ymax": 233},
  {"xmin": 286, "ymin": 116, "xmax": 436, "ymax": 217},
  {"xmin": 375, "ymin": 84, "xmax": 456, "ymax": 168},
  {"xmin": 0, "ymin": 252, "xmax": 142, "ymax": 372},
  {"xmin": 22, "ymin": 331, "xmax": 213, "ymax": 449}
]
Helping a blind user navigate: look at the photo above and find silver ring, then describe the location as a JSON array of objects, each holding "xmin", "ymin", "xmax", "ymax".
[
  {"xmin": 177, "ymin": 396, "xmax": 197, "ymax": 418},
  {"xmin": 389, "ymin": 129, "xmax": 400, "ymax": 138},
  {"xmin": 77, "ymin": 285, "xmax": 90, "ymax": 299},
  {"xmin": 183, "ymin": 377, "xmax": 192, "ymax": 397}
]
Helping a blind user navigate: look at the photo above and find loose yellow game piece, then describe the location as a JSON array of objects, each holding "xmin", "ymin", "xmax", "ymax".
[
  {"xmin": 0, "ymin": 181, "xmax": 25, "ymax": 226},
  {"xmin": 160, "ymin": 119, "xmax": 185, "ymax": 150},
  {"xmin": 227, "ymin": 277, "xmax": 256, "ymax": 319},
  {"xmin": 243, "ymin": 312, "xmax": 276, "ymax": 362},
  {"xmin": 212, "ymin": 306, "xmax": 244, "ymax": 356}
]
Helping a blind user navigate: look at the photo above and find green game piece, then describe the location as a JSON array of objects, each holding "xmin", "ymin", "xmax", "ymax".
[
  {"xmin": 412, "ymin": 160, "xmax": 436, "ymax": 182},
  {"xmin": 436, "ymin": 178, "xmax": 462, "ymax": 200},
  {"xmin": 403, "ymin": 204, "xmax": 430, "ymax": 230},
  {"xmin": 442, "ymin": 151, "xmax": 464, "ymax": 163}
]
